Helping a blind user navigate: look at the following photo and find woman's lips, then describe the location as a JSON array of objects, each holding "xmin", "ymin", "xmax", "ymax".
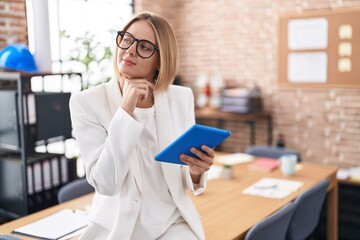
[{"xmin": 123, "ymin": 59, "xmax": 136, "ymax": 65}]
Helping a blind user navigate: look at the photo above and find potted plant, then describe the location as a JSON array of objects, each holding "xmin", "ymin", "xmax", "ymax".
[{"xmin": 222, "ymin": 164, "xmax": 234, "ymax": 179}]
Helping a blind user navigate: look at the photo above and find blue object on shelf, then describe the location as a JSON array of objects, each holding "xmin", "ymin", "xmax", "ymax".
[{"xmin": 0, "ymin": 44, "xmax": 38, "ymax": 72}]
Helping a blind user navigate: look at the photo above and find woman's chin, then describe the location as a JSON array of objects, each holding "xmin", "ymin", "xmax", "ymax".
[
  {"xmin": 120, "ymin": 72, "xmax": 144, "ymax": 80},
  {"xmin": 119, "ymin": 70, "xmax": 134, "ymax": 79}
]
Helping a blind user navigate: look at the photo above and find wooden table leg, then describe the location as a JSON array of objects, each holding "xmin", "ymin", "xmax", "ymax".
[{"xmin": 327, "ymin": 173, "xmax": 338, "ymax": 240}]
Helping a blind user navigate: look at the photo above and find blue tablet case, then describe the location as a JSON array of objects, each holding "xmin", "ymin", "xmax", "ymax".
[{"xmin": 154, "ymin": 124, "xmax": 231, "ymax": 165}]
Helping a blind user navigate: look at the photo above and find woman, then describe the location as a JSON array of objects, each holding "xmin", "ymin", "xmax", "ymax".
[{"xmin": 70, "ymin": 12, "xmax": 214, "ymax": 240}]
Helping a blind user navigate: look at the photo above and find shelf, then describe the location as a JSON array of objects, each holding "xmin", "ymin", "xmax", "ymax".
[
  {"xmin": 195, "ymin": 108, "xmax": 273, "ymax": 147},
  {"xmin": 0, "ymin": 71, "xmax": 81, "ymax": 219}
]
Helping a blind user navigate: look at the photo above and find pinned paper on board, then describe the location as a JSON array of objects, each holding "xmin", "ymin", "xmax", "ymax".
[
  {"xmin": 339, "ymin": 25, "xmax": 352, "ymax": 39},
  {"xmin": 338, "ymin": 42, "xmax": 352, "ymax": 57},
  {"xmin": 280, "ymin": 7, "xmax": 360, "ymax": 87},
  {"xmin": 338, "ymin": 58, "xmax": 352, "ymax": 72},
  {"xmin": 288, "ymin": 18, "xmax": 328, "ymax": 50},
  {"xmin": 288, "ymin": 52, "xmax": 328, "ymax": 83}
]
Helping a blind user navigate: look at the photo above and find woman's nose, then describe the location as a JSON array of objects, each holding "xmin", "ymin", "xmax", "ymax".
[{"xmin": 126, "ymin": 42, "xmax": 137, "ymax": 56}]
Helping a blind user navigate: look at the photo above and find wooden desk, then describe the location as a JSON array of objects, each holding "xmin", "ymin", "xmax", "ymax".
[
  {"xmin": 0, "ymin": 194, "xmax": 92, "ymax": 239},
  {"xmin": 190, "ymin": 160, "xmax": 338, "ymax": 240},
  {"xmin": 195, "ymin": 108, "xmax": 273, "ymax": 146},
  {"xmin": 0, "ymin": 159, "xmax": 337, "ymax": 240}
]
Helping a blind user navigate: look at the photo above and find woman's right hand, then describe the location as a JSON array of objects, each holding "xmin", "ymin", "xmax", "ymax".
[{"xmin": 121, "ymin": 78, "xmax": 154, "ymax": 115}]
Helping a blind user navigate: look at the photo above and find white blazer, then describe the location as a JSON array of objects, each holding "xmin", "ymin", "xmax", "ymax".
[{"xmin": 69, "ymin": 78, "xmax": 207, "ymax": 240}]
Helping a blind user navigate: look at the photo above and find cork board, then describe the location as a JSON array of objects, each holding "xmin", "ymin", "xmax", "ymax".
[{"xmin": 279, "ymin": 7, "xmax": 360, "ymax": 88}]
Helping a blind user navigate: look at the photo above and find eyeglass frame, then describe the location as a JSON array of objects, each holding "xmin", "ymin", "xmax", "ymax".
[{"xmin": 116, "ymin": 31, "xmax": 159, "ymax": 59}]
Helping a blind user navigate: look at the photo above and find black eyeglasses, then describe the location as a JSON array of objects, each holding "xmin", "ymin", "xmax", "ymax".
[{"xmin": 116, "ymin": 31, "xmax": 159, "ymax": 59}]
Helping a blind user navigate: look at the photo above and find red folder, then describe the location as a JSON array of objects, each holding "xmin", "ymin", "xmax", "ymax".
[{"xmin": 248, "ymin": 158, "xmax": 280, "ymax": 172}]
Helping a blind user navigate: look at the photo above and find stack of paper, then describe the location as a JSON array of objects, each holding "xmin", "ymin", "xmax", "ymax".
[
  {"xmin": 217, "ymin": 153, "xmax": 254, "ymax": 166},
  {"xmin": 350, "ymin": 167, "xmax": 360, "ymax": 182},
  {"xmin": 337, "ymin": 168, "xmax": 350, "ymax": 180},
  {"xmin": 242, "ymin": 177, "xmax": 304, "ymax": 199}
]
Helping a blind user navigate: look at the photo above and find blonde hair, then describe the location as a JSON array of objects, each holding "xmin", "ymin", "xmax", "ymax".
[{"xmin": 113, "ymin": 12, "xmax": 179, "ymax": 92}]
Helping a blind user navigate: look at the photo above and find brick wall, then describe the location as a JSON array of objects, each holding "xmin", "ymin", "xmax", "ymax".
[
  {"xmin": 0, "ymin": 0, "xmax": 28, "ymax": 49},
  {"xmin": 2, "ymin": 0, "xmax": 359, "ymax": 167},
  {"xmin": 136, "ymin": 0, "xmax": 360, "ymax": 167}
]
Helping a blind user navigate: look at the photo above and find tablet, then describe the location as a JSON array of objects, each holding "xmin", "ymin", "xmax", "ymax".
[{"xmin": 154, "ymin": 124, "xmax": 231, "ymax": 165}]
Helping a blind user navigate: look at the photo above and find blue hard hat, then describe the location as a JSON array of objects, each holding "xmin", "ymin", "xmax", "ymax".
[{"xmin": 0, "ymin": 44, "xmax": 38, "ymax": 72}]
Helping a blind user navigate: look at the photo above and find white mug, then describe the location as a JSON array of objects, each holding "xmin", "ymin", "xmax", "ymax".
[{"xmin": 280, "ymin": 154, "xmax": 298, "ymax": 176}]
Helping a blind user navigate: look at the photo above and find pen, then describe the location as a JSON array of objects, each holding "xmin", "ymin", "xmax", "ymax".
[{"xmin": 254, "ymin": 184, "xmax": 277, "ymax": 189}]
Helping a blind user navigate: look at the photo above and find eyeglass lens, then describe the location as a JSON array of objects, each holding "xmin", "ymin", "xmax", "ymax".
[{"xmin": 117, "ymin": 32, "xmax": 156, "ymax": 58}]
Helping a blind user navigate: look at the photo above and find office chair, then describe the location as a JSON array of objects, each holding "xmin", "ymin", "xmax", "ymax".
[
  {"xmin": 286, "ymin": 179, "xmax": 330, "ymax": 240},
  {"xmin": 246, "ymin": 145, "xmax": 301, "ymax": 162},
  {"xmin": 244, "ymin": 202, "xmax": 297, "ymax": 240},
  {"xmin": 57, "ymin": 177, "xmax": 94, "ymax": 203}
]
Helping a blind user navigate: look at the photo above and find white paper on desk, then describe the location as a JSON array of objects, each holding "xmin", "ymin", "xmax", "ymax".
[
  {"xmin": 217, "ymin": 153, "xmax": 254, "ymax": 166},
  {"xmin": 242, "ymin": 177, "xmax": 304, "ymax": 199},
  {"xmin": 13, "ymin": 209, "xmax": 88, "ymax": 240}
]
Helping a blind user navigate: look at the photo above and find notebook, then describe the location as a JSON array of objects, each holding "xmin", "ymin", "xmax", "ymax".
[
  {"xmin": 155, "ymin": 124, "xmax": 231, "ymax": 165},
  {"xmin": 12, "ymin": 209, "xmax": 88, "ymax": 240},
  {"xmin": 242, "ymin": 177, "xmax": 304, "ymax": 199},
  {"xmin": 248, "ymin": 158, "xmax": 280, "ymax": 172}
]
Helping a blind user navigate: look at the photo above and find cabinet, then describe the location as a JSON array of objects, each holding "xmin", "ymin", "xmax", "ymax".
[
  {"xmin": 313, "ymin": 180, "xmax": 360, "ymax": 240},
  {"xmin": 0, "ymin": 72, "xmax": 82, "ymax": 220}
]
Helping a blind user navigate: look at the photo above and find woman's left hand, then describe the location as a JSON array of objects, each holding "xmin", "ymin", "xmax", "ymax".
[{"xmin": 180, "ymin": 145, "xmax": 215, "ymax": 183}]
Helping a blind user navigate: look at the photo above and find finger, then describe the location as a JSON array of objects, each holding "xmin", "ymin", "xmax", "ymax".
[
  {"xmin": 190, "ymin": 147, "xmax": 213, "ymax": 164},
  {"xmin": 126, "ymin": 82, "xmax": 149, "ymax": 95},
  {"xmin": 189, "ymin": 165, "xmax": 205, "ymax": 175},
  {"xmin": 186, "ymin": 159, "xmax": 211, "ymax": 175},
  {"xmin": 137, "ymin": 89, "xmax": 148, "ymax": 101},
  {"xmin": 127, "ymin": 79, "xmax": 155, "ymax": 89},
  {"xmin": 180, "ymin": 154, "xmax": 211, "ymax": 170},
  {"xmin": 201, "ymin": 145, "xmax": 215, "ymax": 158},
  {"xmin": 130, "ymin": 83, "xmax": 154, "ymax": 97}
]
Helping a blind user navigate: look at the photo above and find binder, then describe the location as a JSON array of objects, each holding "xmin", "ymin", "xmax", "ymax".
[
  {"xmin": 35, "ymin": 92, "xmax": 72, "ymax": 141},
  {"xmin": 61, "ymin": 156, "xmax": 68, "ymax": 184},
  {"xmin": 27, "ymin": 164, "xmax": 34, "ymax": 195},
  {"xmin": 42, "ymin": 160, "xmax": 51, "ymax": 190},
  {"xmin": 51, "ymin": 157, "xmax": 60, "ymax": 186},
  {"xmin": 33, "ymin": 162, "xmax": 42, "ymax": 193},
  {"xmin": 23, "ymin": 93, "xmax": 36, "ymax": 125}
]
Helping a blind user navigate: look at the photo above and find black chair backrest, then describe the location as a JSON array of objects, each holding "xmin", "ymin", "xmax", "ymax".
[
  {"xmin": 245, "ymin": 202, "xmax": 297, "ymax": 240},
  {"xmin": 57, "ymin": 178, "xmax": 94, "ymax": 203},
  {"xmin": 286, "ymin": 179, "xmax": 330, "ymax": 240},
  {"xmin": 246, "ymin": 145, "xmax": 301, "ymax": 162}
]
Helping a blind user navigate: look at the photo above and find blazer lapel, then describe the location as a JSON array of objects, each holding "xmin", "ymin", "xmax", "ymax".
[
  {"xmin": 105, "ymin": 77, "xmax": 122, "ymax": 117},
  {"xmin": 105, "ymin": 78, "xmax": 143, "ymax": 193},
  {"xmin": 155, "ymin": 91, "xmax": 182, "ymax": 198}
]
